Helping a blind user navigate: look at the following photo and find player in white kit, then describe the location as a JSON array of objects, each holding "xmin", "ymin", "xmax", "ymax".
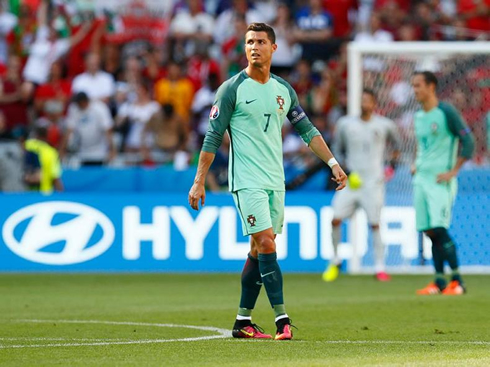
[{"xmin": 323, "ymin": 89, "xmax": 401, "ymax": 282}]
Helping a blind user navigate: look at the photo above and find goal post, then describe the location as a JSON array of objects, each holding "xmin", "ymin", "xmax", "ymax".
[{"xmin": 345, "ymin": 42, "xmax": 490, "ymax": 274}]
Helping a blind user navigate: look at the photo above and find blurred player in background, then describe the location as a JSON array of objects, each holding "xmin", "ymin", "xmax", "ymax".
[
  {"xmin": 323, "ymin": 89, "xmax": 401, "ymax": 282},
  {"xmin": 411, "ymin": 71, "xmax": 475, "ymax": 296},
  {"xmin": 189, "ymin": 23, "xmax": 347, "ymax": 340}
]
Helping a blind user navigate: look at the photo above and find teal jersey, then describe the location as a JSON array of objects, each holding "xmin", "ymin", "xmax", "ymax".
[
  {"xmin": 414, "ymin": 101, "xmax": 475, "ymax": 182},
  {"xmin": 202, "ymin": 70, "xmax": 320, "ymax": 192}
]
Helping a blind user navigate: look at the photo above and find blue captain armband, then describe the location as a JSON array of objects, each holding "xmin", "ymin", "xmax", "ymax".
[{"xmin": 287, "ymin": 105, "xmax": 307, "ymax": 125}]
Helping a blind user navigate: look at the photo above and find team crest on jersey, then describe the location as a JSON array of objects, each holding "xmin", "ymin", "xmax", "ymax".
[
  {"xmin": 431, "ymin": 122, "xmax": 438, "ymax": 133},
  {"xmin": 209, "ymin": 105, "xmax": 220, "ymax": 120},
  {"xmin": 247, "ymin": 214, "xmax": 256, "ymax": 227},
  {"xmin": 276, "ymin": 95, "xmax": 285, "ymax": 114}
]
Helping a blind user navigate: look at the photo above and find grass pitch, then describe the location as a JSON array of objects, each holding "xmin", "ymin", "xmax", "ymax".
[{"xmin": 1, "ymin": 274, "xmax": 489, "ymax": 366}]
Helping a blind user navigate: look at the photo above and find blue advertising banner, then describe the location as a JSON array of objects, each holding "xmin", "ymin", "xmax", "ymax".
[{"xmin": 0, "ymin": 193, "xmax": 488, "ymax": 272}]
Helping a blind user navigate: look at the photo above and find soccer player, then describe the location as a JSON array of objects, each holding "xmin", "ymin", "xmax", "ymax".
[
  {"xmin": 411, "ymin": 71, "xmax": 475, "ymax": 296},
  {"xmin": 188, "ymin": 23, "xmax": 347, "ymax": 340},
  {"xmin": 323, "ymin": 89, "xmax": 401, "ymax": 282}
]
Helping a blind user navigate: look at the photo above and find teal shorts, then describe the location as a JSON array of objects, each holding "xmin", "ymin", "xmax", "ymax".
[
  {"xmin": 414, "ymin": 177, "xmax": 457, "ymax": 231},
  {"xmin": 232, "ymin": 189, "xmax": 285, "ymax": 236}
]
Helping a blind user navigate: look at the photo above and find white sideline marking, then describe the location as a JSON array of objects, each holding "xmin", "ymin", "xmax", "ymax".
[
  {"xmin": 0, "ymin": 319, "xmax": 230, "ymax": 349},
  {"xmin": 226, "ymin": 340, "xmax": 490, "ymax": 345}
]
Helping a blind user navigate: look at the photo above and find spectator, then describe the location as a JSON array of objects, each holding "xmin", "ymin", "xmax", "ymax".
[
  {"xmin": 22, "ymin": 0, "xmax": 92, "ymax": 98},
  {"xmin": 34, "ymin": 61, "xmax": 71, "ymax": 117},
  {"xmin": 354, "ymin": 12, "xmax": 394, "ymax": 43},
  {"xmin": 102, "ymin": 43, "xmax": 123, "ymax": 80},
  {"xmin": 291, "ymin": 59, "xmax": 314, "ymax": 113},
  {"xmin": 191, "ymin": 72, "xmax": 221, "ymax": 145},
  {"xmin": 323, "ymin": 0, "xmax": 358, "ymax": 38},
  {"xmin": 72, "ymin": 52, "xmax": 115, "ymax": 103},
  {"xmin": 413, "ymin": 2, "xmax": 437, "ymax": 40},
  {"xmin": 121, "ymin": 56, "xmax": 143, "ymax": 101},
  {"xmin": 397, "ymin": 22, "xmax": 418, "ymax": 41},
  {"xmin": 271, "ymin": 3, "xmax": 300, "ymax": 76},
  {"xmin": 141, "ymin": 103, "xmax": 188, "ymax": 162},
  {"xmin": 0, "ymin": 54, "xmax": 27, "ymax": 135},
  {"xmin": 311, "ymin": 66, "xmax": 338, "ymax": 116},
  {"xmin": 61, "ymin": 92, "xmax": 115, "ymax": 166},
  {"xmin": 458, "ymin": 0, "xmax": 490, "ymax": 33},
  {"xmin": 24, "ymin": 125, "xmax": 63, "ymax": 193},
  {"xmin": 116, "ymin": 81, "xmax": 160, "ymax": 153},
  {"xmin": 66, "ymin": 11, "xmax": 106, "ymax": 78},
  {"xmin": 142, "ymin": 47, "xmax": 167, "ymax": 85},
  {"xmin": 0, "ymin": 1, "xmax": 17, "ymax": 65},
  {"xmin": 221, "ymin": 14, "xmax": 248, "ymax": 79},
  {"xmin": 169, "ymin": 0, "xmax": 215, "ymax": 60},
  {"xmin": 154, "ymin": 61, "xmax": 194, "ymax": 122},
  {"xmin": 213, "ymin": 0, "xmax": 263, "ymax": 45},
  {"xmin": 7, "ymin": 3, "xmax": 36, "ymax": 62},
  {"xmin": 0, "ymin": 112, "xmax": 26, "ymax": 192},
  {"xmin": 294, "ymin": 0, "xmax": 334, "ymax": 61},
  {"xmin": 187, "ymin": 43, "xmax": 221, "ymax": 91}
]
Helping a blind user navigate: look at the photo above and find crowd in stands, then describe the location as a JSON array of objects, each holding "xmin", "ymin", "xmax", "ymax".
[{"xmin": 0, "ymin": 0, "xmax": 488, "ymax": 191}]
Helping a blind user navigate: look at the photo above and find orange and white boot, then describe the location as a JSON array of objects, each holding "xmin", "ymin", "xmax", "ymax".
[
  {"xmin": 442, "ymin": 280, "xmax": 466, "ymax": 295},
  {"xmin": 416, "ymin": 282, "xmax": 442, "ymax": 295}
]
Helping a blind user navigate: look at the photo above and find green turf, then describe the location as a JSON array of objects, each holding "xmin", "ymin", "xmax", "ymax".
[{"xmin": 1, "ymin": 274, "xmax": 489, "ymax": 366}]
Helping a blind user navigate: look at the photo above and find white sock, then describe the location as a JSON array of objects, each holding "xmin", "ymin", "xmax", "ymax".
[
  {"xmin": 332, "ymin": 224, "xmax": 341, "ymax": 265},
  {"xmin": 372, "ymin": 227, "xmax": 385, "ymax": 273},
  {"xmin": 275, "ymin": 314, "xmax": 289, "ymax": 323},
  {"xmin": 236, "ymin": 315, "xmax": 252, "ymax": 321}
]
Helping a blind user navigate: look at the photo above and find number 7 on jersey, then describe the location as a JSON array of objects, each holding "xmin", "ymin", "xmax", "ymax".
[{"xmin": 263, "ymin": 114, "xmax": 271, "ymax": 132}]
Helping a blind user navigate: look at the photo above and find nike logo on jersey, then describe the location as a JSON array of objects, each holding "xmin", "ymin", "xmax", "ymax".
[
  {"xmin": 245, "ymin": 99, "xmax": 257, "ymax": 104},
  {"xmin": 260, "ymin": 271, "xmax": 276, "ymax": 278}
]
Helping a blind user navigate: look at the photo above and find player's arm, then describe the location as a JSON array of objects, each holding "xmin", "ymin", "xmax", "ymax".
[
  {"xmin": 309, "ymin": 135, "xmax": 347, "ymax": 190},
  {"xmin": 285, "ymin": 87, "xmax": 347, "ymax": 190},
  {"xmin": 189, "ymin": 82, "xmax": 234, "ymax": 210},
  {"xmin": 437, "ymin": 103, "xmax": 475, "ymax": 183}
]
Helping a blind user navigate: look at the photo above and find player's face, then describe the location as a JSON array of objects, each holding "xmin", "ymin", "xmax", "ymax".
[
  {"xmin": 245, "ymin": 31, "xmax": 277, "ymax": 67},
  {"xmin": 361, "ymin": 93, "xmax": 376, "ymax": 115},
  {"xmin": 412, "ymin": 74, "xmax": 433, "ymax": 102}
]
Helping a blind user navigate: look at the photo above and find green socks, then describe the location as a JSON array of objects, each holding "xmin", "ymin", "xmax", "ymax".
[
  {"xmin": 238, "ymin": 254, "xmax": 262, "ymax": 312},
  {"xmin": 443, "ymin": 240, "xmax": 459, "ymax": 271},
  {"xmin": 428, "ymin": 228, "xmax": 463, "ymax": 287},
  {"xmin": 258, "ymin": 252, "xmax": 285, "ymax": 310},
  {"xmin": 237, "ymin": 252, "xmax": 287, "ymax": 321},
  {"xmin": 431, "ymin": 243, "xmax": 445, "ymax": 275}
]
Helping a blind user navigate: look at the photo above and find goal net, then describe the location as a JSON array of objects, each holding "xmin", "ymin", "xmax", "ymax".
[{"xmin": 345, "ymin": 42, "xmax": 490, "ymax": 274}]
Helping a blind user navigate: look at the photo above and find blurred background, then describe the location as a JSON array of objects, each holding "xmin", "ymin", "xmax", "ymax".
[{"xmin": 0, "ymin": 0, "xmax": 488, "ymax": 273}]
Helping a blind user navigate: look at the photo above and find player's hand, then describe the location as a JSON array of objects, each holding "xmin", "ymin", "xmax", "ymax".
[
  {"xmin": 331, "ymin": 164, "xmax": 347, "ymax": 191},
  {"xmin": 188, "ymin": 182, "xmax": 206, "ymax": 211},
  {"xmin": 436, "ymin": 170, "xmax": 456, "ymax": 183}
]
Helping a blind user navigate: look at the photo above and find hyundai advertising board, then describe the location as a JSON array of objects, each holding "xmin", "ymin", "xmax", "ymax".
[{"xmin": 0, "ymin": 193, "xmax": 488, "ymax": 272}]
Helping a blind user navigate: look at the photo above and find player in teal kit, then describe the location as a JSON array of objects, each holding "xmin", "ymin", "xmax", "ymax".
[
  {"xmin": 188, "ymin": 23, "xmax": 347, "ymax": 339},
  {"xmin": 411, "ymin": 71, "xmax": 475, "ymax": 296}
]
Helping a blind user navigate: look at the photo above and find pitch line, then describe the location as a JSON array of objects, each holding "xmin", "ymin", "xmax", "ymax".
[
  {"xmin": 0, "ymin": 319, "xmax": 230, "ymax": 349},
  {"xmin": 226, "ymin": 340, "xmax": 490, "ymax": 345}
]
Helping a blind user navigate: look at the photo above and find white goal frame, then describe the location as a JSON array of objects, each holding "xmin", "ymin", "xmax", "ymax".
[{"xmin": 347, "ymin": 42, "xmax": 490, "ymax": 116}]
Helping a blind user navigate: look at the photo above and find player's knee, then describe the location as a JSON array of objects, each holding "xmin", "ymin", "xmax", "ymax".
[
  {"xmin": 332, "ymin": 218, "xmax": 342, "ymax": 227},
  {"xmin": 371, "ymin": 224, "xmax": 380, "ymax": 231},
  {"xmin": 253, "ymin": 234, "xmax": 276, "ymax": 254}
]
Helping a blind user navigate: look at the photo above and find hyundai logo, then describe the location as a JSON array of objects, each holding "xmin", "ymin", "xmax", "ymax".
[{"xmin": 2, "ymin": 201, "xmax": 115, "ymax": 265}]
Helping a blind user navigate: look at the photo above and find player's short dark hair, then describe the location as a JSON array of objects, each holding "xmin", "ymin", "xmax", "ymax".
[
  {"xmin": 362, "ymin": 88, "xmax": 377, "ymax": 101},
  {"xmin": 246, "ymin": 23, "xmax": 276, "ymax": 44},
  {"xmin": 414, "ymin": 70, "xmax": 438, "ymax": 88}
]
